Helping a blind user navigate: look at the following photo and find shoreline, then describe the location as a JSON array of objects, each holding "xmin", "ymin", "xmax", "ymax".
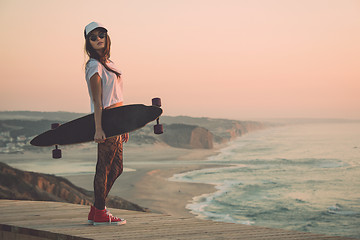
[{"xmin": 64, "ymin": 143, "xmax": 228, "ymax": 218}]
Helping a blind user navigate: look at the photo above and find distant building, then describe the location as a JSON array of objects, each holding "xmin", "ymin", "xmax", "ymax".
[
  {"xmin": 17, "ymin": 135, "xmax": 27, "ymax": 142},
  {"xmin": 0, "ymin": 131, "xmax": 10, "ymax": 137},
  {"xmin": 6, "ymin": 143, "xmax": 16, "ymax": 149}
]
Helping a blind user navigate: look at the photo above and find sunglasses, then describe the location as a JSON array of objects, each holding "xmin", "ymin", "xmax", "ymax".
[{"xmin": 89, "ymin": 32, "xmax": 107, "ymax": 42}]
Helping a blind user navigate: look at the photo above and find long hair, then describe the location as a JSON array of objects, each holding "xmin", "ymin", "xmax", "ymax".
[{"xmin": 85, "ymin": 33, "xmax": 121, "ymax": 78}]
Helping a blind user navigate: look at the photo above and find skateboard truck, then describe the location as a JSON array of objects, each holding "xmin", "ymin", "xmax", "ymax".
[
  {"xmin": 53, "ymin": 145, "xmax": 62, "ymax": 159},
  {"xmin": 152, "ymin": 98, "xmax": 163, "ymax": 134},
  {"xmin": 51, "ymin": 123, "xmax": 62, "ymax": 159}
]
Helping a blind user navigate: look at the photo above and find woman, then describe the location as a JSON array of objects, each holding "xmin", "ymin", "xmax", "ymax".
[{"xmin": 84, "ymin": 21, "xmax": 128, "ymax": 225}]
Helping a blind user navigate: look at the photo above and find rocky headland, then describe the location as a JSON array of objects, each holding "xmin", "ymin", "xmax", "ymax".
[
  {"xmin": 0, "ymin": 162, "xmax": 147, "ymax": 212},
  {"xmin": 127, "ymin": 116, "xmax": 265, "ymax": 149}
]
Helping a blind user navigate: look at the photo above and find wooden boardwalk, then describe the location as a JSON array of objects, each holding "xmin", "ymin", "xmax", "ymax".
[{"xmin": 0, "ymin": 200, "xmax": 356, "ymax": 240}]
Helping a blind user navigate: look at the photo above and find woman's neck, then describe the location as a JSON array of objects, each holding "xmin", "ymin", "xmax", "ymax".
[{"xmin": 96, "ymin": 49, "xmax": 104, "ymax": 56}]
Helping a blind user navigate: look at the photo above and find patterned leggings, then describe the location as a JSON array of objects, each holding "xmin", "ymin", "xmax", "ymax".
[{"xmin": 93, "ymin": 136, "xmax": 123, "ymax": 210}]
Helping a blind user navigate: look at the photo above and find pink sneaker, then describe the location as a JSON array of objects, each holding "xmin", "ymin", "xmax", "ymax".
[
  {"xmin": 93, "ymin": 207, "xmax": 126, "ymax": 226},
  {"xmin": 88, "ymin": 205, "xmax": 96, "ymax": 224}
]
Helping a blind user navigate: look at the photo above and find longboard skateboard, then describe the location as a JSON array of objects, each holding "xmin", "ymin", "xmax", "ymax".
[{"xmin": 30, "ymin": 98, "xmax": 163, "ymax": 158}]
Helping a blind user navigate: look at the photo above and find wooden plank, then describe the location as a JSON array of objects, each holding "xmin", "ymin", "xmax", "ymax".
[
  {"xmin": 0, "ymin": 230, "xmax": 51, "ymax": 240},
  {"xmin": 0, "ymin": 224, "xmax": 91, "ymax": 240},
  {"xmin": 81, "ymin": 226, "xmax": 329, "ymax": 240},
  {"xmin": 0, "ymin": 200, "xmax": 356, "ymax": 240}
]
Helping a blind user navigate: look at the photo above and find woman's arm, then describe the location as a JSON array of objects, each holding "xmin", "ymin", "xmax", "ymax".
[{"xmin": 90, "ymin": 73, "xmax": 106, "ymax": 143}]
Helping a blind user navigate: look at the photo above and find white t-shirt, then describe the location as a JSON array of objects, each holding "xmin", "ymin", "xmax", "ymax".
[{"xmin": 85, "ymin": 58, "xmax": 124, "ymax": 112}]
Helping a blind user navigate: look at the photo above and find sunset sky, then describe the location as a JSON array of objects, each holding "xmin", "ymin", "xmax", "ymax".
[{"xmin": 1, "ymin": 0, "xmax": 359, "ymax": 119}]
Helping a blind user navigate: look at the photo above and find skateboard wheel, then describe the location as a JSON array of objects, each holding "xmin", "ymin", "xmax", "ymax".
[
  {"xmin": 52, "ymin": 148, "xmax": 62, "ymax": 159},
  {"xmin": 51, "ymin": 123, "xmax": 60, "ymax": 129},
  {"xmin": 152, "ymin": 98, "xmax": 161, "ymax": 107},
  {"xmin": 154, "ymin": 124, "xmax": 163, "ymax": 134}
]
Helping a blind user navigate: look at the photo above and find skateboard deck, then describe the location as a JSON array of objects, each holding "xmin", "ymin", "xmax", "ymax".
[{"xmin": 30, "ymin": 103, "xmax": 162, "ymax": 147}]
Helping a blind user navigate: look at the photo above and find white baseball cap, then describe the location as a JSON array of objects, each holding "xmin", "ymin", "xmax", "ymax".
[{"xmin": 84, "ymin": 22, "xmax": 107, "ymax": 38}]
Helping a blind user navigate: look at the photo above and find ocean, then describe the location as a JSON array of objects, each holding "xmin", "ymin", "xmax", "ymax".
[{"xmin": 170, "ymin": 122, "xmax": 360, "ymax": 238}]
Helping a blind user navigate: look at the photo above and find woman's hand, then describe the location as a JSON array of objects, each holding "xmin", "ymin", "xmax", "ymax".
[
  {"xmin": 94, "ymin": 129, "xmax": 106, "ymax": 143},
  {"xmin": 121, "ymin": 133, "xmax": 129, "ymax": 143}
]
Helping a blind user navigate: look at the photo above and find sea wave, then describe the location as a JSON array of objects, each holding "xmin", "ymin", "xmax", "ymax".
[{"xmin": 169, "ymin": 123, "xmax": 360, "ymax": 238}]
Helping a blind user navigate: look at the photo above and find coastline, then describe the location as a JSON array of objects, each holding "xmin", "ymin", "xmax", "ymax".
[
  {"xmin": 2, "ymin": 120, "xmax": 360, "ymax": 238},
  {"xmin": 65, "ymin": 143, "xmax": 227, "ymax": 218}
]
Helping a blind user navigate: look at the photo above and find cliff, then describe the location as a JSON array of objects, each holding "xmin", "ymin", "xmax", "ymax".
[
  {"xmin": 220, "ymin": 121, "xmax": 266, "ymax": 141},
  {"xmin": 159, "ymin": 124, "xmax": 213, "ymax": 149},
  {"xmin": 159, "ymin": 116, "xmax": 266, "ymax": 146},
  {"xmin": 129, "ymin": 118, "xmax": 265, "ymax": 149},
  {"xmin": 0, "ymin": 162, "xmax": 147, "ymax": 212}
]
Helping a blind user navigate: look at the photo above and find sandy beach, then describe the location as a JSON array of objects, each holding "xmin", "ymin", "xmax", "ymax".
[{"xmin": 65, "ymin": 143, "xmax": 226, "ymax": 218}]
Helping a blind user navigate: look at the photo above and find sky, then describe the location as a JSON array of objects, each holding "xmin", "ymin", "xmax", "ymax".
[{"xmin": 0, "ymin": 0, "xmax": 359, "ymax": 120}]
